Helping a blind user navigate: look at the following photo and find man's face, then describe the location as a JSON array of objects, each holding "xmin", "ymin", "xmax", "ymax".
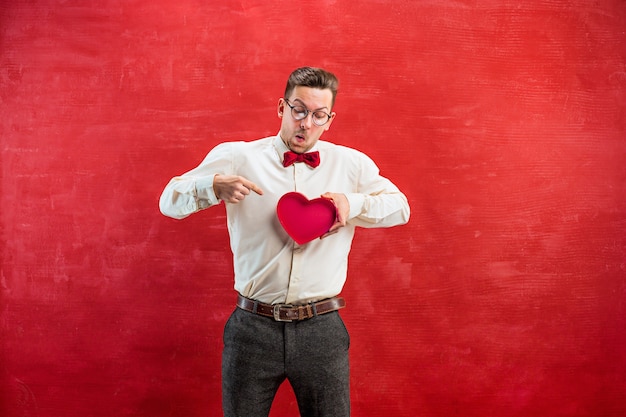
[{"xmin": 278, "ymin": 86, "xmax": 335, "ymax": 154}]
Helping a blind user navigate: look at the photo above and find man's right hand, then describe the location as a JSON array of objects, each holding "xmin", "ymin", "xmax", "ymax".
[{"xmin": 213, "ymin": 174, "xmax": 264, "ymax": 204}]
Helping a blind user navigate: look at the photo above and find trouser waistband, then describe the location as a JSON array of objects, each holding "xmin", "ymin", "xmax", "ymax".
[{"xmin": 236, "ymin": 294, "xmax": 346, "ymax": 322}]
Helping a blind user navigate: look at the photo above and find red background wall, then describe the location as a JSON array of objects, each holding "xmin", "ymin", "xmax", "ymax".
[{"xmin": 2, "ymin": 1, "xmax": 625, "ymax": 416}]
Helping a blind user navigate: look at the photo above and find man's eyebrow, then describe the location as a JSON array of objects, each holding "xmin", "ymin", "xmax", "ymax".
[{"xmin": 292, "ymin": 98, "xmax": 329, "ymax": 112}]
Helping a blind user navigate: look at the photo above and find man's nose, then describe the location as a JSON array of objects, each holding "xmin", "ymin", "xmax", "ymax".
[{"xmin": 300, "ymin": 113, "xmax": 313, "ymax": 129}]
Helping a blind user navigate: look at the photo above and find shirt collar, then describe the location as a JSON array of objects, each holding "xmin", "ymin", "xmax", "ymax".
[{"xmin": 273, "ymin": 134, "xmax": 320, "ymax": 165}]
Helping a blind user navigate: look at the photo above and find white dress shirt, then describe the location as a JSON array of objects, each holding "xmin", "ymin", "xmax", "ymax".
[{"xmin": 159, "ymin": 134, "xmax": 410, "ymax": 304}]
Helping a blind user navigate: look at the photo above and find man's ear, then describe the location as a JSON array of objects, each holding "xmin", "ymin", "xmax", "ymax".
[
  {"xmin": 277, "ymin": 98, "xmax": 285, "ymax": 118},
  {"xmin": 324, "ymin": 112, "xmax": 336, "ymax": 131}
]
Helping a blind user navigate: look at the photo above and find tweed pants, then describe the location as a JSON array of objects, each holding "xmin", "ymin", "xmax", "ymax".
[{"xmin": 222, "ymin": 307, "xmax": 351, "ymax": 417}]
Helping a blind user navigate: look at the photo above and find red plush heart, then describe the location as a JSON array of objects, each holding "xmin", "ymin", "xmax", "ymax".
[{"xmin": 277, "ymin": 192, "xmax": 337, "ymax": 244}]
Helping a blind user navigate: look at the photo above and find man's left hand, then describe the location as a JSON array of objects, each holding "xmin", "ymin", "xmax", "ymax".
[{"xmin": 320, "ymin": 192, "xmax": 349, "ymax": 239}]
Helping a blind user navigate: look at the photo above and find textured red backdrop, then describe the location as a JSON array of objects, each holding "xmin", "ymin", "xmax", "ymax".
[{"xmin": 2, "ymin": 1, "xmax": 625, "ymax": 416}]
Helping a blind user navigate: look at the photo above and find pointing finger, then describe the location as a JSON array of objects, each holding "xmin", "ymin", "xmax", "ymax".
[{"xmin": 242, "ymin": 179, "xmax": 264, "ymax": 195}]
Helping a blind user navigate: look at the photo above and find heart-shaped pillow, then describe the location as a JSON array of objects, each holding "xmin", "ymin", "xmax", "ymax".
[{"xmin": 277, "ymin": 192, "xmax": 337, "ymax": 244}]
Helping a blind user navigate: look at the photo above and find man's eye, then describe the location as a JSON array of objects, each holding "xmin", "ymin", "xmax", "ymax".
[{"xmin": 313, "ymin": 111, "xmax": 328, "ymax": 120}]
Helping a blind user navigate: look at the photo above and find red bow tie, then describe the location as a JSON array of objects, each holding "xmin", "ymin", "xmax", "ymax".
[{"xmin": 283, "ymin": 151, "xmax": 320, "ymax": 168}]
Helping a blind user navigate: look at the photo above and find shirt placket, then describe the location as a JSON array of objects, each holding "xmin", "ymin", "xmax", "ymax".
[{"xmin": 285, "ymin": 163, "xmax": 307, "ymax": 304}]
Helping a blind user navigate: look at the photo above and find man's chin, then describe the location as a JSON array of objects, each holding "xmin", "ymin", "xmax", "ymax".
[{"xmin": 289, "ymin": 142, "xmax": 309, "ymax": 153}]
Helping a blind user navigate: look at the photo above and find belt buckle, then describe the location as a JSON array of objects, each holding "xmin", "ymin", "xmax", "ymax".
[{"xmin": 273, "ymin": 304, "xmax": 293, "ymax": 322}]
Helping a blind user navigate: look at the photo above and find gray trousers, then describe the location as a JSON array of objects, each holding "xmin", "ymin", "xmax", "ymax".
[{"xmin": 222, "ymin": 307, "xmax": 351, "ymax": 417}]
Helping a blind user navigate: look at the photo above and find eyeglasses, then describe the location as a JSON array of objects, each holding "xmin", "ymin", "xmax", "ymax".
[{"xmin": 284, "ymin": 99, "xmax": 332, "ymax": 126}]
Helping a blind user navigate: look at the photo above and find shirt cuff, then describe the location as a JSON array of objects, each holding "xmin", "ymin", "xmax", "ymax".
[
  {"xmin": 345, "ymin": 193, "xmax": 365, "ymax": 220},
  {"xmin": 195, "ymin": 175, "xmax": 220, "ymax": 207}
]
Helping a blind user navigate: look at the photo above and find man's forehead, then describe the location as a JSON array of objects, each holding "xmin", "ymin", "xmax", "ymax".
[{"xmin": 290, "ymin": 87, "xmax": 333, "ymax": 109}]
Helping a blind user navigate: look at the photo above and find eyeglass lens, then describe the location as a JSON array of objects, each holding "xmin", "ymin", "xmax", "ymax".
[{"xmin": 287, "ymin": 101, "xmax": 330, "ymax": 126}]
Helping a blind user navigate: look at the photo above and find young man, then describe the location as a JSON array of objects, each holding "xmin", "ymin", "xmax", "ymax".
[{"xmin": 159, "ymin": 67, "xmax": 410, "ymax": 416}]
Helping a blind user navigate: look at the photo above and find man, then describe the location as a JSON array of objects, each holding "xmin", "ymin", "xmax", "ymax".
[{"xmin": 159, "ymin": 67, "xmax": 410, "ymax": 417}]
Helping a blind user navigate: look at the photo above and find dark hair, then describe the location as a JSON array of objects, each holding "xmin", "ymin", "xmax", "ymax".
[{"xmin": 284, "ymin": 67, "xmax": 339, "ymax": 107}]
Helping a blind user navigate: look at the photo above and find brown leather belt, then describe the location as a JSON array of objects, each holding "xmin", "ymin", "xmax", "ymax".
[{"xmin": 236, "ymin": 294, "xmax": 346, "ymax": 322}]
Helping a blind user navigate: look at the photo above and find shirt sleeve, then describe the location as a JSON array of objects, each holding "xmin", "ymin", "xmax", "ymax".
[
  {"xmin": 159, "ymin": 142, "xmax": 234, "ymax": 219},
  {"xmin": 344, "ymin": 151, "xmax": 410, "ymax": 228}
]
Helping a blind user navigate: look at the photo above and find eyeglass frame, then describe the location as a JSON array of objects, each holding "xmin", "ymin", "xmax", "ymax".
[{"xmin": 283, "ymin": 98, "xmax": 333, "ymax": 126}]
